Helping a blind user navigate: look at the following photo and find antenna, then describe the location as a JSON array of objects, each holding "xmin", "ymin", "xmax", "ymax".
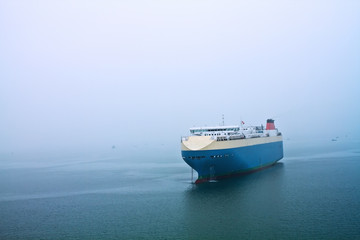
[{"xmin": 222, "ymin": 114, "xmax": 225, "ymax": 126}]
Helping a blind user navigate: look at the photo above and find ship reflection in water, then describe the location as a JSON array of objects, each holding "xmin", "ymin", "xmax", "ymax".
[
  {"xmin": 182, "ymin": 150, "xmax": 360, "ymax": 239},
  {"xmin": 183, "ymin": 162, "xmax": 285, "ymax": 239}
]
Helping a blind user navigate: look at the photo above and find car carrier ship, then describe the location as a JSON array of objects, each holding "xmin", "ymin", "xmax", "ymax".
[{"xmin": 181, "ymin": 119, "xmax": 283, "ymax": 183}]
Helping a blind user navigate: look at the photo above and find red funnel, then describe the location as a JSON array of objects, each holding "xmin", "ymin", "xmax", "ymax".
[{"xmin": 266, "ymin": 119, "xmax": 275, "ymax": 130}]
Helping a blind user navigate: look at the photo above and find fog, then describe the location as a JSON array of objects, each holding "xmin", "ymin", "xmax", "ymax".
[{"xmin": 1, "ymin": 0, "xmax": 359, "ymax": 154}]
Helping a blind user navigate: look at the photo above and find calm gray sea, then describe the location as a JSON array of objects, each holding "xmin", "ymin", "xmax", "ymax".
[{"xmin": 1, "ymin": 138, "xmax": 360, "ymax": 239}]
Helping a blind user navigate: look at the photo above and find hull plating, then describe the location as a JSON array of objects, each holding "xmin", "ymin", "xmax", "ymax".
[{"xmin": 181, "ymin": 140, "xmax": 283, "ymax": 183}]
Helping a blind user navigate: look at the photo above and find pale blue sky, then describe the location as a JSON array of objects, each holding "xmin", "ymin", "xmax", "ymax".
[{"xmin": 1, "ymin": 0, "xmax": 359, "ymax": 152}]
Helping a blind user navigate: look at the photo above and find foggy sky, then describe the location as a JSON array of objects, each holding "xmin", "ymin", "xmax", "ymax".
[{"xmin": 1, "ymin": 0, "xmax": 359, "ymax": 153}]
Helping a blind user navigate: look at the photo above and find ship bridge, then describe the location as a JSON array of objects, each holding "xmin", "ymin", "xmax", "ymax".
[{"xmin": 189, "ymin": 125, "xmax": 240, "ymax": 136}]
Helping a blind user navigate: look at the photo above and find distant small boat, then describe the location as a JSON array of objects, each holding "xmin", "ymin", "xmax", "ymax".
[{"xmin": 331, "ymin": 139, "xmax": 337, "ymax": 142}]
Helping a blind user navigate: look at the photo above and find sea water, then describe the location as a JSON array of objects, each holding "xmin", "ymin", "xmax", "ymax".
[{"xmin": 1, "ymin": 138, "xmax": 360, "ymax": 239}]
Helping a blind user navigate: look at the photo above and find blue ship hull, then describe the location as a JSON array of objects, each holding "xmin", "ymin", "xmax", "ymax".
[{"xmin": 182, "ymin": 140, "xmax": 283, "ymax": 183}]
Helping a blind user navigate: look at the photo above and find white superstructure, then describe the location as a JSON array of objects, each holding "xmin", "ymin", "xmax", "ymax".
[{"xmin": 186, "ymin": 123, "xmax": 280, "ymax": 142}]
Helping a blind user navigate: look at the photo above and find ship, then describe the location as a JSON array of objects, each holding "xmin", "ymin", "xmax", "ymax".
[{"xmin": 181, "ymin": 119, "xmax": 283, "ymax": 183}]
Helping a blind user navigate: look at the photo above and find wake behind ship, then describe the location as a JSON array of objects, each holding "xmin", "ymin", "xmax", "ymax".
[{"xmin": 181, "ymin": 119, "xmax": 283, "ymax": 183}]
